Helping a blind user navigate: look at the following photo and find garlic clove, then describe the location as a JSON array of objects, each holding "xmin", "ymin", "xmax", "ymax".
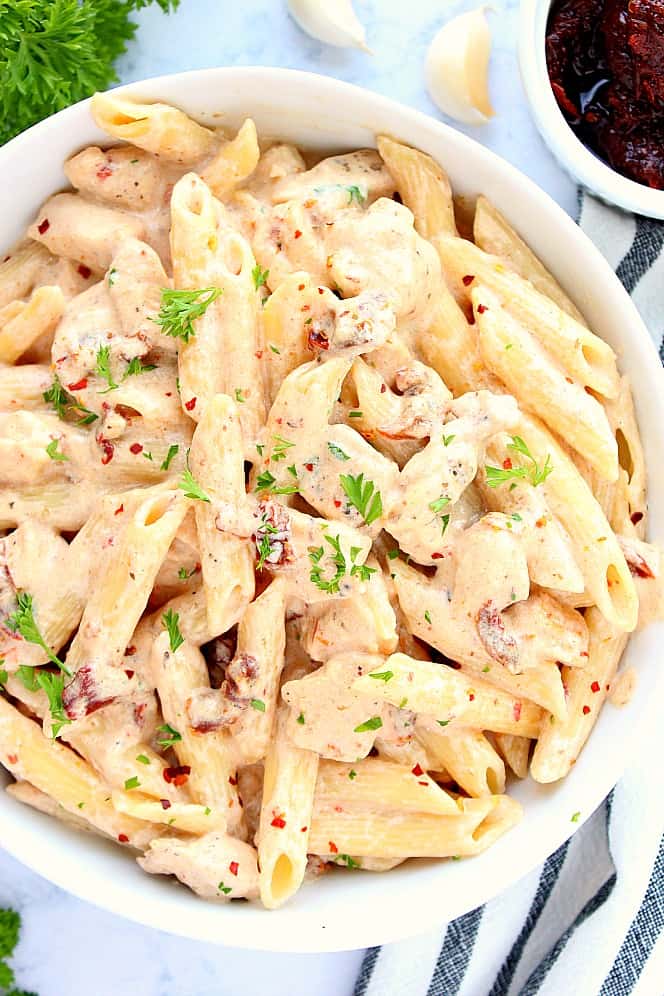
[
  {"xmin": 287, "ymin": 0, "xmax": 370, "ymax": 51},
  {"xmin": 425, "ymin": 7, "xmax": 495, "ymax": 126}
]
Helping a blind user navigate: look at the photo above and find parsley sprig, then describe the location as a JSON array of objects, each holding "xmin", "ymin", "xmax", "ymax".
[
  {"xmin": 308, "ymin": 534, "xmax": 347, "ymax": 594},
  {"xmin": 153, "ymin": 287, "xmax": 222, "ymax": 343},
  {"xmin": 156, "ymin": 722, "xmax": 182, "ymax": 749},
  {"xmin": 485, "ymin": 436, "xmax": 553, "ymax": 490},
  {"xmin": 252, "ymin": 265, "xmax": 269, "ymax": 290},
  {"xmin": 162, "ymin": 609, "xmax": 184, "ymax": 653},
  {"xmin": 339, "ymin": 473, "xmax": 383, "ymax": 526},
  {"xmin": 178, "ymin": 451, "xmax": 211, "ymax": 502},
  {"xmin": 7, "ymin": 593, "xmax": 70, "ymax": 675},
  {"xmin": 17, "ymin": 665, "xmax": 70, "ymax": 738},
  {"xmin": 428, "ymin": 495, "xmax": 451, "ymax": 536},
  {"xmin": 43, "ymin": 375, "xmax": 97, "ymax": 425}
]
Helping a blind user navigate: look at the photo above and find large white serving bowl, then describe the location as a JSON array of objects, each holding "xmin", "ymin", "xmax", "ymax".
[{"xmin": 0, "ymin": 67, "xmax": 662, "ymax": 954}]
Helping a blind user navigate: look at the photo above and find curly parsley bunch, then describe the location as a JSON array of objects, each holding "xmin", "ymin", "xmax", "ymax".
[{"xmin": 0, "ymin": 0, "xmax": 180, "ymax": 145}]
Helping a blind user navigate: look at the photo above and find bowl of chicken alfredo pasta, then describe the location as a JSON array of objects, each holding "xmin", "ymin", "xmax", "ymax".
[{"xmin": 0, "ymin": 67, "xmax": 662, "ymax": 952}]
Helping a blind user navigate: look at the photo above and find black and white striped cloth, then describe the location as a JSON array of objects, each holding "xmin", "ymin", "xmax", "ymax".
[{"xmin": 354, "ymin": 192, "xmax": 664, "ymax": 996}]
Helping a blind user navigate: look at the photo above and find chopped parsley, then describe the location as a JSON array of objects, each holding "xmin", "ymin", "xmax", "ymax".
[
  {"xmin": 271, "ymin": 434, "xmax": 295, "ymax": 462},
  {"xmin": 178, "ymin": 455, "xmax": 211, "ymax": 502},
  {"xmin": 254, "ymin": 469, "xmax": 298, "ymax": 496},
  {"xmin": 250, "ymin": 699, "xmax": 266, "ymax": 712},
  {"xmin": 17, "ymin": 666, "xmax": 70, "ymax": 737},
  {"xmin": 136, "ymin": 754, "xmax": 150, "ymax": 765},
  {"xmin": 348, "ymin": 769, "xmax": 357, "ymax": 780},
  {"xmin": 268, "ymin": 343, "xmax": 280, "ymax": 354},
  {"xmin": 437, "ymin": 719, "xmax": 450, "ymax": 727},
  {"xmin": 156, "ymin": 723, "xmax": 182, "ymax": 749},
  {"xmin": 485, "ymin": 436, "xmax": 553, "ymax": 489},
  {"xmin": 162, "ymin": 609, "xmax": 184, "ymax": 654},
  {"xmin": 424, "ymin": 609, "xmax": 432, "ymax": 624},
  {"xmin": 218, "ymin": 882, "xmax": 232, "ymax": 895},
  {"xmin": 348, "ymin": 410, "xmax": 363, "ymax": 419},
  {"xmin": 95, "ymin": 345, "xmax": 119, "ymax": 392},
  {"xmin": 255, "ymin": 514, "xmax": 279, "ymax": 571},
  {"xmin": 6, "ymin": 592, "xmax": 70, "ymax": 674},
  {"xmin": 339, "ymin": 472, "xmax": 383, "ymax": 526},
  {"xmin": 327, "ymin": 441, "xmax": 350, "ymax": 462},
  {"xmin": 354, "ymin": 716, "xmax": 383, "ymax": 733},
  {"xmin": 336, "ymin": 853, "xmax": 360, "ymax": 868},
  {"xmin": 387, "ymin": 548, "xmax": 400, "ymax": 560},
  {"xmin": 369, "ymin": 670, "xmax": 393, "ymax": 683},
  {"xmin": 234, "ymin": 388, "xmax": 245, "ymax": 404},
  {"xmin": 252, "ymin": 265, "xmax": 269, "ymax": 290},
  {"xmin": 152, "ymin": 287, "xmax": 222, "ymax": 343},
  {"xmin": 43, "ymin": 375, "xmax": 97, "ymax": 425},
  {"xmin": 442, "ymin": 434, "xmax": 456, "ymax": 447},
  {"xmin": 123, "ymin": 357, "xmax": 157, "ymax": 380},
  {"xmin": 45, "ymin": 438, "xmax": 68, "ymax": 462},
  {"xmin": 429, "ymin": 495, "xmax": 451, "ymax": 536},
  {"xmin": 178, "ymin": 565, "xmax": 197, "ymax": 580},
  {"xmin": 160, "ymin": 444, "xmax": 179, "ymax": 471},
  {"xmin": 346, "ymin": 185, "xmax": 366, "ymax": 205},
  {"xmin": 297, "ymin": 712, "xmax": 305, "ymax": 725},
  {"xmin": 571, "ymin": 811, "xmax": 581, "ymax": 823},
  {"xmin": 124, "ymin": 776, "xmax": 140, "ymax": 790},
  {"xmin": 308, "ymin": 534, "xmax": 347, "ymax": 594}
]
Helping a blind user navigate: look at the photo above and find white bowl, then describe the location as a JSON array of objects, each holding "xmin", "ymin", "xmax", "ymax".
[
  {"xmin": 0, "ymin": 67, "xmax": 663, "ymax": 953},
  {"xmin": 519, "ymin": 0, "xmax": 664, "ymax": 219}
]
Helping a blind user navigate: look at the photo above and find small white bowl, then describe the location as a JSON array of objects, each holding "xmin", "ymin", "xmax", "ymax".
[
  {"xmin": 0, "ymin": 66, "xmax": 663, "ymax": 953},
  {"xmin": 519, "ymin": 0, "xmax": 664, "ymax": 219}
]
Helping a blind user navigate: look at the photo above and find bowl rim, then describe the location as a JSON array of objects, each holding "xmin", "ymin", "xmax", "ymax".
[
  {"xmin": 0, "ymin": 64, "xmax": 663, "ymax": 953},
  {"xmin": 518, "ymin": 0, "xmax": 664, "ymax": 220}
]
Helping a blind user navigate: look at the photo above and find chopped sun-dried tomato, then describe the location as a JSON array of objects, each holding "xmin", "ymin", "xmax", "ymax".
[
  {"xmin": 229, "ymin": 861, "xmax": 239, "ymax": 876},
  {"xmin": 271, "ymin": 815, "xmax": 286, "ymax": 828},
  {"xmin": 329, "ymin": 840, "xmax": 338, "ymax": 854},
  {"xmin": 129, "ymin": 443, "xmax": 143, "ymax": 455},
  {"xmin": 68, "ymin": 377, "xmax": 88, "ymax": 391},
  {"xmin": 185, "ymin": 397, "xmax": 197, "ymax": 411},
  {"xmin": 411, "ymin": 763, "xmax": 424, "ymax": 777},
  {"xmin": 37, "ymin": 218, "xmax": 50, "ymax": 234}
]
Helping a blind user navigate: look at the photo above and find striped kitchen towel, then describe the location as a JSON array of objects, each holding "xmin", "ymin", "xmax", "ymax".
[{"xmin": 353, "ymin": 192, "xmax": 664, "ymax": 996}]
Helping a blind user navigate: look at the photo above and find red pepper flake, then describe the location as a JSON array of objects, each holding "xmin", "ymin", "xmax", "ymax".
[
  {"xmin": 271, "ymin": 815, "xmax": 286, "ymax": 829},
  {"xmin": 333, "ymin": 498, "xmax": 342, "ymax": 508},
  {"xmin": 294, "ymin": 229, "xmax": 303, "ymax": 239},
  {"xmin": 380, "ymin": 383, "xmax": 386, "ymax": 393},
  {"xmin": 513, "ymin": 701, "xmax": 522, "ymax": 722},
  {"xmin": 462, "ymin": 274, "xmax": 475, "ymax": 286},
  {"xmin": 97, "ymin": 435, "xmax": 114, "ymax": 465},
  {"xmin": 591, "ymin": 681, "xmax": 600, "ymax": 693},
  {"xmin": 77, "ymin": 264, "xmax": 92, "ymax": 279},
  {"xmin": 582, "ymin": 705, "xmax": 591, "ymax": 715},
  {"xmin": 411, "ymin": 763, "xmax": 424, "ymax": 776},
  {"xmin": 503, "ymin": 457, "xmax": 513, "ymax": 470},
  {"xmin": 163, "ymin": 765, "xmax": 191, "ymax": 786},
  {"xmin": 580, "ymin": 650, "xmax": 589, "ymax": 657},
  {"xmin": 160, "ymin": 799, "xmax": 172, "ymax": 810},
  {"xmin": 631, "ymin": 511, "xmax": 644, "ymax": 525},
  {"xmin": 185, "ymin": 397, "xmax": 197, "ymax": 411},
  {"xmin": 535, "ymin": 517, "xmax": 546, "ymax": 528},
  {"xmin": 129, "ymin": 443, "xmax": 143, "ymax": 455},
  {"xmin": 304, "ymin": 462, "xmax": 314, "ymax": 472},
  {"xmin": 431, "ymin": 552, "xmax": 443, "ymax": 560},
  {"xmin": 318, "ymin": 287, "xmax": 325, "ymax": 294},
  {"xmin": 229, "ymin": 860, "xmax": 239, "ymax": 876},
  {"xmin": 96, "ymin": 164, "xmax": 113, "ymax": 180},
  {"xmin": 165, "ymin": 392, "xmax": 172, "ymax": 397},
  {"xmin": 7, "ymin": 754, "xmax": 17, "ymax": 765},
  {"xmin": 300, "ymin": 826, "xmax": 308, "ymax": 833},
  {"xmin": 418, "ymin": 780, "xmax": 429, "ymax": 786},
  {"xmin": 118, "ymin": 834, "xmax": 129, "ymax": 843},
  {"xmin": 468, "ymin": 692, "xmax": 475, "ymax": 702},
  {"xmin": 124, "ymin": 645, "xmax": 136, "ymax": 656},
  {"xmin": 298, "ymin": 283, "xmax": 305, "ymax": 291},
  {"xmin": 329, "ymin": 841, "xmax": 338, "ymax": 854},
  {"xmin": 124, "ymin": 669, "xmax": 135, "ymax": 679},
  {"xmin": 228, "ymin": 775, "xmax": 238, "ymax": 786},
  {"xmin": 477, "ymin": 303, "xmax": 488, "ymax": 314},
  {"xmin": 255, "ymin": 350, "xmax": 263, "ymax": 359},
  {"xmin": 37, "ymin": 218, "xmax": 50, "ymax": 235},
  {"xmin": 68, "ymin": 377, "xmax": 88, "ymax": 391}
]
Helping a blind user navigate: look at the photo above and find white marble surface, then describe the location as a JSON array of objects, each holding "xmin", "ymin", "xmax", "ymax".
[{"xmin": 0, "ymin": 2, "xmax": 579, "ymax": 994}]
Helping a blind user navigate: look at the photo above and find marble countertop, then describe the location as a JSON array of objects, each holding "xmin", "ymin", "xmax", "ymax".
[{"xmin": 1, "ymin": 2, "xmax": 578, "ymax": 994}]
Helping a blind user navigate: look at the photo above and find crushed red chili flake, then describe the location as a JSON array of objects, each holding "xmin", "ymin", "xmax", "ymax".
[
  {"xmin": 124, "ymin": 669, "xmax": 135, "ymax": 679},
  {"xmin": 129, "ymin": 443, "xmax": 143, "ymax": 455},
  {"xmin": 380, "ymin": 383, "xmax": 387, "ymax": 393},
  {"xmin": 96, "ymin": 164, "xmax": 113, "ymax": 180},
  {"xmin": 580, "ymin": 650, "xmax": 589, "ymax": 657},
  {"xmin": 185, "ymin": 397, "xmax": 197, "ymax": 411},
  {"xmin": 418, "ymin": 780, "xmax": 429, "ymax": 786},
  {"xmin": 114, "ymin": 503, "xmax": 124, "ymax": 515},
  {"xmin": 304, "ymin": 462, "xmax": 315, "ymax": 472},
  {"xmin": 118, "ymin": 834, "xmax": 129, "ymax": 843},
  {"xmin": 163, "ymin": 765, "xmax": 191, "ymax": 786},
  {"xmin": 329, "ymin": 841, "xmax": 339, "ymax": 854},
  {"xmin": 97, "ymin": 435, "xmax": 114, "ymax": 465},
  {"xmin": 68, "ymin": 377, "xmax": 88, "ymax": 391},
  {"xmin": 503, "ymin": 457, "xmax": 513, "ymax": 470},
  {"xmin": 591, "ymin": 680, "xmax": 600, "ymax": 693},
  {"xmin": 294, "ymin": 229, "xmax": 303, "ymax": 239},
  {"xmin": 431, "ymin": 552, "xmax": 443, "ymax": 560},
  {"xmin": 7, "ymin": 754, "xmax": 17, "ymax": 765},
  {"xmin": 462, "ymin": 274, "xmax": 475, "ymax": 286},
  {"xmin": 333, "ymin": 498, "xmax": 342, "ymax": 508},
  {"xmin": 631, "ymin": 511, "xmax": 644, "ymax": 525},
  {"xmin": 37, "ymin": 218, "xmax": 50, "ymax": 234},
  {"xmin": 255, "ymin": 350, "xmax": 263, "ymax": 359},
  {"xmin": 582, "ymin": 705, "xmax": 591, "ymax": 715},
  {"xmin": 535, "ymin": 517, "xmax": 546, "ymax": 528},
  {"xmin": 411, "ymin": 763, "xmax": 424, "ymax": 776},
  {"xmin": 160, "ymin": 799, "xmax": 172, "ymax": 810},
  {"xmin": 77, "ymin": 264, "xmax": 92, "ymax": 279},
  {"xmin": 271, "ymin": 815, "xmax": 287, "ymax": 828},
  {"xmin": 318, "ymin": 287, "xmax": 325, "ymax": 294},
  {"xmin": 300, "ymin": 826, "xmax": 308, "ymax": 832},
  {"xmin": 477, "ymin": 303, "xmax": 488, "ymax": 314},
  {"xmin": 513, "ymin": 701, "xmax": 522, "ymax": 722},
  {"xmin": 124, "ymin": 644, "xmax": 136, "ymax": 656},
  {"xmin": 298, "ymin": 283, "xmax": 305, "ymax": 291},
  {"xmin": 468, "ymin": 692, "xmax": 476, "ymax": 702},
  {"xmin": 229, "ymin": 861, "xmax": 239, "ymax": 876},
  {"xmin": 229, "ymin": 775, "xmax": 238, "ymax": 786}
]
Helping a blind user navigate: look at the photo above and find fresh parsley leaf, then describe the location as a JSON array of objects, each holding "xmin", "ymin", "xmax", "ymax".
[
  {"xmin": 162, "ymin": 609, "xmax": 184, "ymax": 653},
  {"xmin": 327, "ymin": 441, "xmax": 350, "ymax": 462},
  {"xmin": 369, "ymin": 670, "xmax": 393, "ymax": 682},
  {"xmin": 354, "ymin": 716, "xmax": 383, "ymax": 733},
  {"xmin": 348, "ymin": 769, "xmax": 357, "ymax": 780},
  {"xmin": 45, "ymin": 438, "xmax": 68, "ymax": 462},
  {"xmin": 136, "ymin": 754, "xmax": 150, "ymax": 765},
  {"xmin": 152, "ymin": 287, "xmax": 221, "ymax": 343},
  {"xmin": 43, "ymin": 375, "xmax": 97, "ymax": 425},
  {"xmin": 160, "ymin": 443, "xmax": 179, "ymax": 471},
  {"xmin": 123, "ymin": 357, "xmax": 157, "ymax": 380},
  {"xmin": 268, "ymin": 343, "xmax": 280, "ymax": 354},
  {"xmin": 6, "ymin": 593, "xmax": 70, "ymax": 674},
  {"xmin": 30, "ymin": 669, "xmax": 70, "ymax": 738},
  {"xmin": 348, "ymin": 410, "xmax": 363, "ymax": 419},
  {"xmin": 571, "ymin": 811, "xmax": 581, "ymax": 823},
  {"xmin": 234, "ymin": 388, "xmax": 245, "ymax": 404},
  {"xmin": 252, "ymin": 265, "xmax": 269, "ymax": 290},
  {"xmin": 178, "ymin": 460, "xmax": 211, "ymax": 503},
  {"xmin": 95, "ymin": 345, "xmax": 119, "ymax": 392},
  {"xmin": 424, "ymin": 609, "xmax": 432, "ymax": 624},
  {"xmin": 339, "ymin": 472, "xmax": 383, "ymax": 526},
  {"xmin": 308, "ymin": 534, "xmax": 347, "ymax": 595},
  {"xmin": 442, "ymin": 434, "xmax": 456, "ymax": 447},
  {"xmin": 429, "ymin": 495, "xmax": 450, "ymax": 515},
  {"xmin": 250, "ymin": 698, "xmax": 265, "ymax": 712},
  {"xmin": 0, "ymin": 665, "xmax": 6, "ymax": 687},
  {"xmin": 156, "ymin": 722, "xmax": 182, "ymax": 749},
  {"xmin": 485, "ymin": 436, "xmax": 553, "ymax": 489},
  {"xmin": 297, "ymin": 712, "xmax": 305, "ymax": 725},
  {"xmin": 346, "ymin": 185, "xmax": 366, "ymax": 205},
  {"xmin": 254, "ymin": 469, "xmax": 298, "ymax": 496},
  {"xmin": 387, "ymin": 548, "xmax": 400, "ymax": 560},
  {"xmin": 350, "ymin": 563, "xmax": 376, "ymax": 582},
  {"xmin": 336, "ymin": 853, "xmax": 360, "ymax": 868},
  {"xmin": 218, "ymin": 882, "xmax": 232, "ymax": 895},
  {"xmin": 124, "ymin": 776, "xmax": 140, "ymax": 790},
  {"xmin": 437, "ymin": 719, "xmax": 450, "ymax": 727},
  {"xmin": 271, "ymin": 434, "xmax": 295, "ymax": 462}
]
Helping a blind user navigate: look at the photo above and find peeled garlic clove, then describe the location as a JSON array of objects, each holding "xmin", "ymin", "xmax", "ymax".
[
  {"xmin": 287, "ymin": 0, "xmax": 370, "ymax": 51},
  {"xmin": 426, "ymin": 7, "xmax": 495, "ymax": 125}
]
